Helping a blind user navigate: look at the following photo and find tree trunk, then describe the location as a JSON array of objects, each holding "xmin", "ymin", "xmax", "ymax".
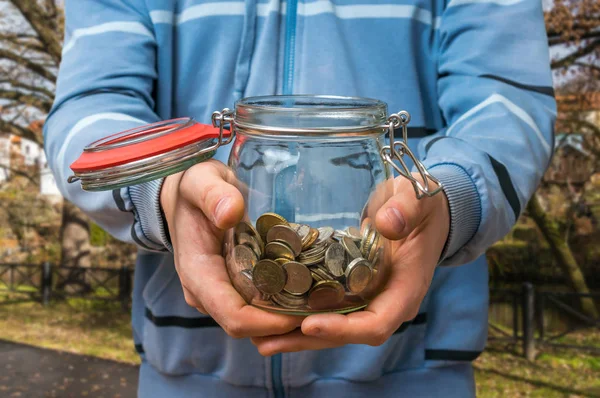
[
  {"xmin": 527, "ymin": 194, "xmax": 599, "ymax": 319},
  {"xmin": 60, "ymin": 199, "xmax": 91, "ymax": 268}
]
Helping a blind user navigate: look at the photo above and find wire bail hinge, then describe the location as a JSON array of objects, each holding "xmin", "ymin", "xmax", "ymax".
[{"xmin": 380, "ymin": 111, "xmax": 443, "ymax": 200}]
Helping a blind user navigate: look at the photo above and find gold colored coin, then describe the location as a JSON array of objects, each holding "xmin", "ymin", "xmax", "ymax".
[
  {"xmin": 302, "ymin": 228, "xmax": 319, "ymax": 249},
  {"xmin": 253, "ymin": 259, "xmax": 286, "ymax": 295},
  {"xmin": 232, "ymin": 244, "xmax": 258, "ymax": 270},
  {"xmin": 265, "ymin": 241, "xmax": 295, "ymax": 261},
  {"xmin": 307, "ymin": 280, "xmax": 345, "ymax": 310},
  {"xmin": 345, "ymin": 258, "xmax": 373, "ymax": 294},
  {"xmin": 283, "ymin": 261, "xmax": 313, "ymax": 296},
  {"xmin": 256, "ymin": 213, "xmax": 289, "ymax": 241},
  {"xmin": 275, "ymin": 258, "xmax": 289, "ymax": 266},
  {"xmin": 267, "ymin": 225, "xmax": 303, "ymax": 257}
]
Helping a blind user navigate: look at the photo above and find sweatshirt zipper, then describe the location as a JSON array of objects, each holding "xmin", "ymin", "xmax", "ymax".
[
  {"xmin": 271, "ymin": 3, "xmax": 297, "ymax": 396},
  {"xmin": 282, "ymin": 0, "xmax": 298, "ymax": 95}
]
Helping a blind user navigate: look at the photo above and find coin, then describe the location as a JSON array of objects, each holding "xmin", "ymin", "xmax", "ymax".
[
  {"xmin": 316, "ymin": 227, "xmax": 334, "ymax": 244},
  {"xmin": 237, "ymin": 232, "xmax": 263, "ymax": 258},
  {"xmin": 272, "ymin": 291, "xmax": 308, "ymax": 308},
  {"xmin": 283, "ymin": 261, "xmax": 312, "ymax": 295},
  {"xmin": 275, "ymin": 258, "xmax": 289, "ymax": 266},
  {"xmin": 240, "ymin": 269, "xmax": 253, "ymax": 281},
  {"xmin": 256, "ymin": 213, "xmax": 289, "ymax": 241},
  {"xmin": 367, "ymin": 232, "xmax": 381, "ymax": 262},
  {"xmin": 324, "ymin": 242, "xmax": 345, "ymax": 277},
  {"xmin": 265, "ymin": 241, "xmax": 295, "ymax": 260},
  {"xmin": 312, "ymin": 266, "xmax": 335, "ymax": 281},
  {"xmin": 302, "ymin": 228, "xmax": 319, "ymax": 249},
  {"xmin": 235, "ymin": 221, "xmax": 264, "ymax": 250},
  {"xmin": 267, "ymin": 225, "xmax": 303, "ymax": 257},
  {"xmin": 253, "ymin": 259, "xmax": 286, "ymax": 294},
  {"xmin": 346, "ymin": 226, "xmax": 362, "ymax": 240},
  {"xmin": 341, "ymin": 236, "xmax": 362, "ymax": 259},
  {"xmin": 307, "ymin": 280, "xmax": 345, "ymax": 310},
  {"xmin": 233, "ymin": 244, "xmax": 258, "ymax": 270},
  {"xmin": 310, "ymin": 270, "xmax": 324, "ymax": 282},
  {"xmin": 361, "ymin": 227, "xmax": 378, "ymax": 258},
  {"xmin": 345, "ymin": 257, "xmax": 373, "ymax": 293}
]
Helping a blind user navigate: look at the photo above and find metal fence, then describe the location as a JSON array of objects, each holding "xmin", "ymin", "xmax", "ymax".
[
  {"xmin": 489, "ymin": 282, "xmax": 600, "ymax": 360},
  {"xmin": 0, "ymin": 262, "xmax": 133, "ymax": 310}
]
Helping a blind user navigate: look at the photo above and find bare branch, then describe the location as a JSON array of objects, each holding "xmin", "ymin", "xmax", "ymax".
[
  {"xmin": 0, "ymin": 89, "xmax": 52, "ymax": 112},
  {"xmin": 0, "ymin": 48, "xmax": 56, "ymax": 83},
  {"xmin": 8, "ymin": 0, "xmax": 62, "ymax": 64},
  {"xmin": 551, "ymin": 39, "xmax": 600, "ymax": 70},
  {"xmin": 548, "ymin": 30, "xmax": 600, "ymax": 46},
  {"xmin": 0, "ymin": 79, "xmax": 55, "ymax": 100},
  {"xmin": 573, "ymin": 62, "xmax": 600, "ymax": 74},
  {"xmin": 0, "ymin": 119, "xmax": 43, "ymax": 146}
]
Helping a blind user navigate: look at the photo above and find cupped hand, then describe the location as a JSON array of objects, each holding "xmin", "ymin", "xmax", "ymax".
[
  {"xmin": 251, "ymin": 173, "xmax": 449, "ymax": 354},
  {"xmin": 161, "ymin": 160, "xmax": 303, "ymax": 338}
]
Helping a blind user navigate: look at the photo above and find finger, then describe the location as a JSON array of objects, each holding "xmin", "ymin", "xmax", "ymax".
[
  {"xmin": 251, "ymin": 329, "xmax": 343, "ymax": 356},
  {"xmin": 374, "ymin": 176, "xmax": 430, "ymax": 241},
  {"xmin": 177, "ymin": 240, "xmax": 303, "ymax": 338},
  {"xmin": 299, "ymin": 259, "xmax": 427, "ymax": 346},
  {"xmin": 180, "ymin": 160, "xmax": 245, "ymax": 230}
]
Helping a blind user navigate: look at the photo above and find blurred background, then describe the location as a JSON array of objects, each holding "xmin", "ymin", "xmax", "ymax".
[{"xmin": 0, "ymin": 0, "xmax": 598, "ymax": 397}]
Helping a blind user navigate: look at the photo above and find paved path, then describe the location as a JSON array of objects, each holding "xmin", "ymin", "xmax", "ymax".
[{"xmin": 0, "ymin": 340, "xmax": 139, "ymax": 397}]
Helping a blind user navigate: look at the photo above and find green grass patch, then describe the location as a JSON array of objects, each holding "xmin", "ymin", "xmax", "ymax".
[{"xmin": 0, "ymin": 292, "xmax": 138, "ymax": 365}]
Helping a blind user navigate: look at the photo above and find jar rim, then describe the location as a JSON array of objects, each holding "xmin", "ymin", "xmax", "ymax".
[{"xmin": 234, "ymin": 95, "xmax": 389, "ymax": 137}]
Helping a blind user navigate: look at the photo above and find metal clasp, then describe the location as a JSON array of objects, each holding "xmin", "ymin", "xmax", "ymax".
[{"xmin": 380, "ymin": 111, "xmax": 443, "ymax": 199}]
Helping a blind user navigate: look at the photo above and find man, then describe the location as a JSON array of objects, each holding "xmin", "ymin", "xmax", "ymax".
[{"xmin": 44, "ymin": 0, "xmax": 555, "ymax": 396}]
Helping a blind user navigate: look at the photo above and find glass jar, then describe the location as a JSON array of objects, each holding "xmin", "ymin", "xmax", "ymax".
[{"xmin": 69, "ymin": 95, "xmax": 442, "ymax": 315}]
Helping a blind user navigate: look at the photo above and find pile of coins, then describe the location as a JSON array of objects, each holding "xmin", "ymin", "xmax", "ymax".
[{"xmin": 232, "ymin": 212, "xmax": 382, "ymax": 311}]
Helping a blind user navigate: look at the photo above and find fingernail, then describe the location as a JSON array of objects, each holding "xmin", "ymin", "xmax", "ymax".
[
  {"xmin": 386, "ymin": 207, "xmax": 406, "ymax": 232},
  {"xmin": 305, "ymin": 327, "xmax": 321, "ymax": 337},
  {"xmin": 214, "ymin": 197, "xmax": 230, "ymax": 224}
]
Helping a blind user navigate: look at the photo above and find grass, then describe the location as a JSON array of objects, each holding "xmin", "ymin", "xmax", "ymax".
[
  {"xmin": 0, "ymin": 292, "xmax": 139, "ymax": 365},
  {"xmin": 1, "ymin": 291, "xmax": 599, "ymax": 396},
  {"xmin": 475, "ymin": 339, "xmax": 600, "ymax": 397}
]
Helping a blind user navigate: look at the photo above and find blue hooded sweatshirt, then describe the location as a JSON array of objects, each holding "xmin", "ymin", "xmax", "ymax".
[{"xmin": 44, "ymin": 0, "xmax": 555, "ymax": 396}]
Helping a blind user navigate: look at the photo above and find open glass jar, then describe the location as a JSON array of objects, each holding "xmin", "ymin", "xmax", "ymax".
[{"xmin": 69, "ymin": 95, "xmax": 442, "ymax": 315}]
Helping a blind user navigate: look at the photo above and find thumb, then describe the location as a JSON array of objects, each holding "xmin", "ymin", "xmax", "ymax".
[{"xmin": 374, "ymin": 177, "xmax": 427, "ymax": 240}]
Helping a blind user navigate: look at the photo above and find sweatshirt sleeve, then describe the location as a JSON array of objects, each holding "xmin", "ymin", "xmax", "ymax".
[
  {"xmin": 43, "ymin": 0, "xmax": 172, "ymax": 252},
  {"xmin": 421, "ymin": 0, "xmax": 556, "ymax": 265}
]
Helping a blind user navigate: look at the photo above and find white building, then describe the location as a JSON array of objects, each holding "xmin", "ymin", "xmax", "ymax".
[{"xmin": 0, "ymin": 133, "xmax": 62, "ymax": 200}]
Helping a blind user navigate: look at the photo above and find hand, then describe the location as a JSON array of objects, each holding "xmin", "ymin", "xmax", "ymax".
[
  {"xmin": 161, "ymin": 160, "xmax": 302, "ymax": 338},
  {"xmin": 251, "ymin": 174, "xmax": 449, "ymax": 355}
]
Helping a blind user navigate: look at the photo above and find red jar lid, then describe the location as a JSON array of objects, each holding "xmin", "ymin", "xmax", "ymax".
[{"xmin": 68, "ymin": 117, "xmax": 231, "ymax": 191}]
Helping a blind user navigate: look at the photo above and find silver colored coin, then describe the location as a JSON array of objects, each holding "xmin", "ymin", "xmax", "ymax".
[
  {"xmin": 253, "ymin": 259, "xmax": 286, "ymax": 295},
  {"xmin": 316, "ymin": 227, "xmax": 334, "ymax": 244},
  {"xmin": 341, "ymin": 236, "xmax": 363, "ymax": 259},
  {"xmin": 267, "ymin": 225, "xmax": 303, "ymax": 257},
  {"xmin": 312, "ymin": 266, "xmax": 335, "ymax": 281},
  {"xmin": 272, "ymin": 291, "xmax": 308, "ymax": 308},
  {"xmin": 367, "ymin": 232, "xmax": 381, "ymax": 262},
  {"xmin": 291, "ymin": 223, "xmax": 311, "ymax": 242},
  {"xmin": 346, "ymin": 226, "xmax": 362, "ymax": 240},
  {"xmin": 283, "ymin": 261, "xmax": 313, "ymax": 296},
  {"xmin": 345, "ymin": 257, "xmax": 373, "ymax": 294},
  {"xmin": 238, "ymin": 232, "xmax": 263, "ymax": 259},
  {"xmin": 324, "ymin": 242, "xmax": 345, "ymax": 278},
  {"xmin": 240, "ymin": 269, "xmax": 253, "ymax": 281},
  {"xmin": 265, "ymin": 241, "xmax": 295, "ymax": 261},
  {"xmin": 307, "ymin": 280, "xmax": 345, "ymax": 310},
  {"xmin": 233, "ymin": 244, "xmax": 258, "ymax": 270}
]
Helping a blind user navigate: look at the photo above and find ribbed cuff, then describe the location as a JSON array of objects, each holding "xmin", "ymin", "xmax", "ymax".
[
  {"xmin": 128, "ymin": 178, "xmax": 173, "ymax": 252},
  {"xmin": 428, "ymin": 164, "xmax": 481, "ymax": 264}
]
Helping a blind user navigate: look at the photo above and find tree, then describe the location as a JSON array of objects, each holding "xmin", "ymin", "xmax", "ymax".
[
  {"xmin": 0, "ymin": 0, "xmax": 92, "ymax": 268},
  {"xmin": 527, "ymin": 0, "xmax": 600, "ymax": 318}
]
